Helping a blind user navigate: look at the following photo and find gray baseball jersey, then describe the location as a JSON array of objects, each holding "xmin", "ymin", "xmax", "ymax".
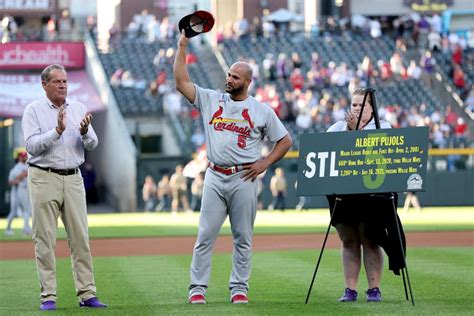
[
  {"xmin": 193, "ymin": 84, "xmax": 288, "ymax": 166},
  {"xmin": 8, "ymin": 162, "xmax": 28, "ymax": 190},
  {"xmin": 188, "ymin": 84, "xmax": 288, "ymax": 298},
  {"xmin": 7, "ymin": 162, "xmax": 31, "ymax": 233}
]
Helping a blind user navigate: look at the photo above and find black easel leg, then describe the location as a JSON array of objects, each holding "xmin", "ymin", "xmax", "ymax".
[
  {"xmin": 391, "ymin": 195, "xmax": 415, "ymax": 306},
  {"xmin": 401, "ymin": 269, "xmax": 408, "ymax": 300},
  {"xmin": 305, "ymin": 198, "xmax": 340, "ymax": 304}
]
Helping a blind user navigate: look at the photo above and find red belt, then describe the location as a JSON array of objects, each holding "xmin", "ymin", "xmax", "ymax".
[{"xmin": 208, "ymin": 162, "xmax": 252, "ymax": 175}]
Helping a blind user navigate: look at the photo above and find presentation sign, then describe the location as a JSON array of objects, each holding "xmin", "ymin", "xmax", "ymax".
[{"xmin": 297, "ymin": 127, "xmax": 429, "ymax": 196}]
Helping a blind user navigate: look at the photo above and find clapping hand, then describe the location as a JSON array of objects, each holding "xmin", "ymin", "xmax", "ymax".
[
  {"xmin": 56, "ymin": 106, "xmax": 66, "ymax": 135},
  {"xmin": 345, "ymin": 110, "xmax": 358, "ymax": 131},
  {"xmin": 80, "ymin": 113, "xmax": 92, "ymax": 135}
]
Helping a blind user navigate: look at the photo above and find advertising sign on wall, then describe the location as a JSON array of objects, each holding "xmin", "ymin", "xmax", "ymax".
[
  {"xmin": 0, "ymin": 71, "xmax": 104, "ymax": 117},
  {"xmin": 0, "ymin": 42, "xmax": 84, "ymax": 70}
]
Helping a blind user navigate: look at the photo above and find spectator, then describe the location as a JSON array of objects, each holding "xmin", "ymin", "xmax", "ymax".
[
  {"xmin": 191, "ymin": 127, "xmax": 205, "ymax": 149},
  {"xmin": 452, "ymin": 44, "xmax": 463, "ymax": 65},
  {"xmin": 142, "ymin": 175, "xmax": 157, "ymax": 212},
  {"xmin": 403, "ymin": 192, "xmax": 422, "ymax": 213},
  {"xmin": 289, "ymin": 68, "xmax": 305, "ymax": 90},
  {"xmin": 452, "ymin": 64, "xmax": 466, "ymax": 90},
  {"xmin": 186, "ymin": 52, "xmax": 198, "ymax": 65},
  {"xmin": 377, "ymin": 59, "xmax": 392, "ymax": 81},
  {"xmin": 190, "ymin": 172, "xmax": 204, "ymax": 212},
  {"xmin": 369, "ymin": 19, "xmax": 381, "ymax": 38},
  {"xmin": 291, "ymin": 52, "xmax": 303, "ymax": 69},
  {"xmin": 268, "ymin": 168, "xmax": 287, "ymax": 211},
  {"xmin": 110, "ymin": 68, "xmax": 124, "ymax": 87},
  {"xmin": 156, "ymin": 175, "xmax": 172, "ymax": 211},
  {"xmin": 430, "ymin": 123, "xmax": 446, "ymax": 148},
  {"xmin": 58, "ymin": 10, "xmax": 73, "ymax": 39},
  {"xmin": 169, "ymin": 165, "xmax": 190, "ymax": 213},
  {"xmin": 445, "ymin": 105, "xmax": 458, "ymax": 127},
  {"xmin": 296, "ymin": 109, "xmax": 312, "ymax": 130},
  {"xmin": 276, "ymin": 53, "xmax": 290, "ymax": 79},
  {"xmin": 390, "ymin": 53, "xmax": 404, "ymax": 76},
  {"xmin": 407, "ymin": 60, "xmax": 422, "ymax": 79},
  {"xmin": 465, "ymin": 87, "xmax": 474, "ymax": 114},
  {"xmin": 262, "ymin": 54, "xmax": 276, "ymax": 81},
  {"xmin": 427, "ymin": 28, "xmax": 441, "ymax": 52},
  {"xmin": 453, "ymin": 117, "xmax": 469, "ymax": 147},
  {"xmin": 46, "ymin": 15, "xmax": 57, "ymax": 40},
  {"xmin": 419, "ymin": 50, "xmax": 436, "ymax": 87},
  {"xmin": 81, "ymin": 162, "xmax": 98, "ymax": 204},
  {"xmin": 108, "ymin": 23, "xmax": 120, "ymax": 49},
  {"xmin": 234, "ymin": 17, "xmax": 249, "ymax": 38},
  {"xmin": 5, "ymin": 151, "xmax": 31, "ymax": 236}
]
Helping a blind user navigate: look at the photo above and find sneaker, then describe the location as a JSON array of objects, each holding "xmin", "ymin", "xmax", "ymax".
[
  {"xmin": 366, "ymin": 287, "xmax": 382, "ymax": 302},
  {"xmin": 4, "ymin": 229, "xmax": 13, "ymax": 236},
  {"xmin": 40, "ymin": 301, "xmax": 56, "ymax": 311},
  {"xmin": 189, "ymin": 294, "xmax": 206, "ymax": 304},
  {"xmin": 23, "ymin": 228, "xmax": 32, "ymax": 236},
  {"xmin": 79, "ymin": 297, "xmax": 107, "ymax": 308},
  {"xmin": 231, "ymin": 294, "xmax": 249, "ymax": 304},
  {"xmin": 338, "ymin": 288, "xmax": 357, "ymax": 302}
]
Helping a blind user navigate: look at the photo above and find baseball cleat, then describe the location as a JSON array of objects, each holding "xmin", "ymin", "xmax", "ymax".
[
  {"xmin": 189, "ymin": 294, "xmax": 206, "ymax": 304},
  {"xmin": 231, "ymin": 294, "xmax": 249, "ymax": 304}
]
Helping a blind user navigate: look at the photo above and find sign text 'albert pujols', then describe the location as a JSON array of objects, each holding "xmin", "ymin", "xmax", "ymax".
[{"xmin": 297, "ymin": 127, "xmax": 429, "ymax": 196}]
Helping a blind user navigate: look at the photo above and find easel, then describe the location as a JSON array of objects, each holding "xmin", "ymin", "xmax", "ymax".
[{"xmin": 304, "ymin": 88, "xmax": 415, "ymax": 306}]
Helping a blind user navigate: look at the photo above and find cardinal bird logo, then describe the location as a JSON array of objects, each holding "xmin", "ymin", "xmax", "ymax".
[
  {"xmin": 241, "ymin": 108, "xmax": 254, "ymax": 129},
  {"xmin": 209, "ymin": 106, "xmax": 224, "ymax": 124}
]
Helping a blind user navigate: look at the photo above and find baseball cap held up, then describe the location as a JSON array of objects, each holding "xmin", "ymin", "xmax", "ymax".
[{"xmin": 178, "ymin": 10, "xmax": 215, "ymax": 38}]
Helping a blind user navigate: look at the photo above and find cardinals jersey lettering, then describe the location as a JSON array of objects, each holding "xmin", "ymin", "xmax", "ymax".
[{"xmin": 192, "ymin": 84, "xmax": 288, "ymax": 166}]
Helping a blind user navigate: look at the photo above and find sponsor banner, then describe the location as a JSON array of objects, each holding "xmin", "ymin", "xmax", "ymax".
[
  {"xmin": 0, "ymin": 42, "xmax": 84, "ymax": 69},
  {"xmin": 0, "ymin": 0, "xmax": 54, "ymax": 11},
  {"xmin": 297, "ymin": 127, "xmax": 429, "ymax": 196},
  {"xmin": 403, "ymin": 0, "xmax": 453, "ymax": 12},
  {"xmin": 0, "ymin": 71, "xmax": 104, "ymax": 117}
]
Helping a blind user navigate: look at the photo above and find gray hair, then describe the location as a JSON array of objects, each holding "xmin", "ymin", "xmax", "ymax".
[{"xmin": 41, "ymin": 64, "xmax": 66, "ymax": 82}]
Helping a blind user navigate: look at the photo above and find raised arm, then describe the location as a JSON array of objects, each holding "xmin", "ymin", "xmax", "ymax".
[{"xmin": 173, "ymin": 31, "xmax": 196, "ymax": 103}]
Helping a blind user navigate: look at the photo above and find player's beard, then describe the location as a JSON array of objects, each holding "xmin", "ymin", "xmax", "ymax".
[{"xmin": 225, "ymin": 83, "xmax": 245, "ymax": 95}]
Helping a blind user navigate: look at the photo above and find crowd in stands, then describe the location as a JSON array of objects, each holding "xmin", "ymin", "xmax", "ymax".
[
  {"xmin": 217, "ymin": 13, "xmax": 472, "ymax": 151},
  {"xmin": 93, "ymin": 10, "xmax": 472, "ymax": 151},
  {"xmin": 1, "ymin": 11, "xmax": 87, "ymax": 42},
  {"xmin": 109, "ymin": 9, "xmax": 177, "ymax": 46}
]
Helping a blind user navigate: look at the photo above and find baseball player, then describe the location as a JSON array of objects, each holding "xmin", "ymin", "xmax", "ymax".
[
  {"xmin": 5, "ymin": 151, "xmax": 31, "ymax": 236},
  {"xmin": 174, "ymin": 30, "xmax": 292, "ymax": 304}
]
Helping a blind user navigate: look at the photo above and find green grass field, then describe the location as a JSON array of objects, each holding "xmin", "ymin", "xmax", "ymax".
[
  {"xmin": 0, "ymin": 248, "xmax": 473, "ymax": 315},
  {"xmin": 1, "ymin": 206, "xmax": 473, "ymax": 315},
  {"xmin": 1, "ymin": 207, "xmax": 473, "ymax": 241}
]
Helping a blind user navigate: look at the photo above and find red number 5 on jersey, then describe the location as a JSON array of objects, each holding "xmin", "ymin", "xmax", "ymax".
[{"xmin": 237, "ymin": 135, "xmax": 247, "ymax": 148}]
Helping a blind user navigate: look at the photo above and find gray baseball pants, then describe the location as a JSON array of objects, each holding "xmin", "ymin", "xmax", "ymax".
[{"xmin": 189, "ymin": 168, "xmax": 257, "ymax": 297}]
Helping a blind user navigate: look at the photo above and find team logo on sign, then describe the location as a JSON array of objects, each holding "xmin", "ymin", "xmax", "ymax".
[{"xmin": 406, "ymin": 173, "xmax": 423, "ymax": 190}]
